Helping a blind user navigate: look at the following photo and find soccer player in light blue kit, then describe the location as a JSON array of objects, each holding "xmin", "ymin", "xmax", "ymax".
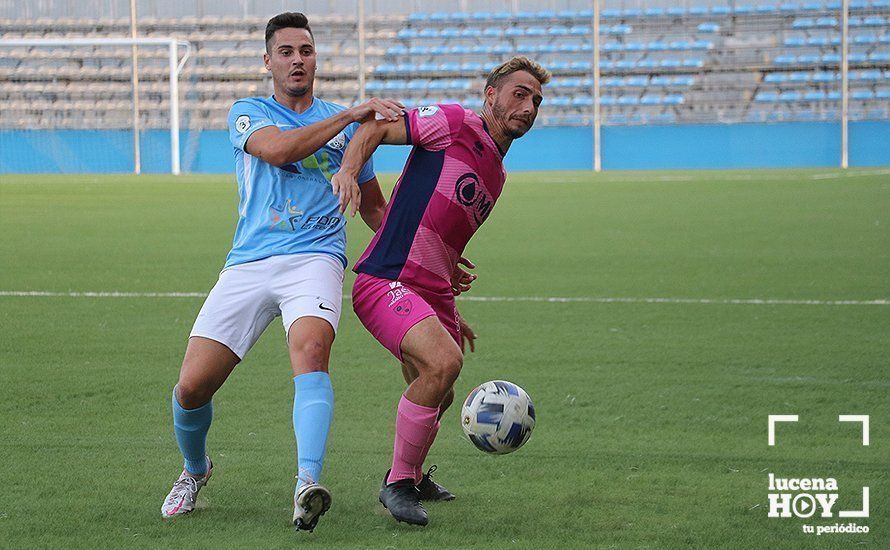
[{"xmin": 160, "ymin": 12, "xmax": 404, "ymax": 531}]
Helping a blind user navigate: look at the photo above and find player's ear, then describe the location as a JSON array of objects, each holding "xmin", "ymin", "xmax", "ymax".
[
  {"xmin": 263, "ymin": 52, "xmax": 271, "ymax": 71},
  {"xmin": 484, "ymin": 85, "xmax": 496, "ymax": 107}
]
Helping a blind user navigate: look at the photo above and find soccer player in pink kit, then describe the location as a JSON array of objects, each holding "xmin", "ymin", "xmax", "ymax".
[{"xmin": 330, "ymin": 56, "xmax": 550, "ymax": 526}]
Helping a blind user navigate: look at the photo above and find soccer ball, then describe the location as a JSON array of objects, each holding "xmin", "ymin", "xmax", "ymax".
[{"xmin": 461, "ymin": 380, "xmax": 535, "ymax": 454}]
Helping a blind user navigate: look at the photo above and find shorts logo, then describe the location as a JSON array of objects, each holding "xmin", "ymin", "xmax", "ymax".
[
  {"xmin": 387, "ymin": 281, "xmax": 413, "ymax": 308},
  {"xmin": 393, "ymin": 299, "xmax": 413, "ymax": 317},
  {"xmin": 455, "ymin": 172, "xmax": 493, "ymax": 225},
  {"xmin": 418, "ymin": 105, "xmax": 439, "ymax": 117},
  {"xmin": 326, "ymin": 132, "xmax": 346, "ymax": 150},
  {"xmin": 235, "ymin": 115, "xmax": 251, "ymax": 133}
]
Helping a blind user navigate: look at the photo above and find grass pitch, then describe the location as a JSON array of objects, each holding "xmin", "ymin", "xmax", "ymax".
[{"xmin": 0, "ymin": 169, "xmax": 888, "ymax": 548}]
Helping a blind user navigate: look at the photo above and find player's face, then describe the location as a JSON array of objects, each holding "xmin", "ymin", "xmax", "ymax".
[
  {"xmin": 489, "ymin": 71, "xmax": 543, "ymax": 139},
  {"xmin": 264, "ymin": 27, "xmax": 316, "ymax": 97}
]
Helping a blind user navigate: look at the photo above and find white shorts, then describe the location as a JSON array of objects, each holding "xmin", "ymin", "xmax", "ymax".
[{"xmin": 190, "ymin": 253, "xmax": 344, "ymax": 359}]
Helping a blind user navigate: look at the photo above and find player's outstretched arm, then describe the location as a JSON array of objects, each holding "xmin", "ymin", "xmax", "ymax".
[
  {"xmin": 244, "ymin": 98, "xmax": 404, "ymax": 167},
  {"xmin": 357, "ymin": 176, "xmax": 387, "ymax": 231},
  {"xmin": 331, "ymin": 118, "xmax": 409, "ymax": 216}
]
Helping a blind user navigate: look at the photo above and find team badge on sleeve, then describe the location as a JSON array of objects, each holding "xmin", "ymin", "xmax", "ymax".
[
  {"xmin": 418, "ymin": 105, "xmax": 440, "ymax": 117},
  {"xmin": 235, "ymin": 115, "xmax": 251, "ymax": 133}
]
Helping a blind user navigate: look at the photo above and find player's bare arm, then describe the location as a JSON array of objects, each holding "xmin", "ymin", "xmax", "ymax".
[
  {"xmin": 356, "ymin": 176, "xmax": 387, "ymax": 232},
  {"xmin": 244, "ymin": 97, "xmax": 404, "ymax": 167},
  {"xmin": 330, "ymin": 118, "xmax": 409, "ymax": 215}
]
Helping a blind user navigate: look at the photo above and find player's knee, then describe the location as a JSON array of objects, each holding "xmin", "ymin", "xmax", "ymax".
[
  {"xmin": 291, "ymin": 337, "xmax": 331, "ymax": 373},
  {"xmin": 427, "ymin": 352, "xmax": 462, "ymax": 393},
  {"xmin": 176, "ymin": 380, "xmax": 213, "ymax": 409}
]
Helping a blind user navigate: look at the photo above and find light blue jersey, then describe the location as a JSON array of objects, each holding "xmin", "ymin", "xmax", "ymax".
[{"xmin": 225, "ymin": 95, "xmax": 375, "ymax": 268}]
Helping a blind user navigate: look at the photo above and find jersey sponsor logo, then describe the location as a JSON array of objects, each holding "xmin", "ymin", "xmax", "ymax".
[
  {"xmin": 300, "ymin": 215, "xmax": 341, "ymax": 231},
  {"xmin": 270, "ymin": 199, "xmax": 304, "ymax": 230},
  {"xmin": 418, "ymin": 105, "xmax": 440, "ymax": 117},
  {"xmin": 235, "ymin": 115, "xmax": 251, "ymax": 133},
  {"xmin": 326, "ymin": 132, "xmax": 346, "ymax": 150},
  {"xmin": 455, "ymin": 172, "xmax": 493, "ymax": 225}
]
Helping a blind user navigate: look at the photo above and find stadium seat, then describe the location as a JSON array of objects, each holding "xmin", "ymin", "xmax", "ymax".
[
  {"xmin": 792, "ymin": 18, "xmax": 815, "ymax": 29},
  {"xmin": 395, "ymin": 63, "xmax": 416, "ymax": 73},
  {"xmin": 827, "ymin": 90, "xmax": 842, "ymax": 100},
  {"xmin": 407, "ymin": 13, "xmax": 428, "ymax": 22},
  {"xmin": 387, "ymin": 45, "xmax": 408, "ymax": 56},
  {"xmin": 755, "ymin": 91, "xmax": 780, "ymax": 101},
  {"xmin": 640, "ymin": 94, "xmax": 662, "ymax": 105},
  {"xmin": 812, "ymin": 71, "xmax": 837, "ymax": 82},
  {"xmin": 876, "ymin": 89, "xmax": 890, "ymax": 99},
  {"xmin": 601, "ymin": 76, "xmax": 623, "ymax": 87},
  {"xmin": 683, "ymin": 59, "xmax": 705, "ymax": 68},
  {"xmin": 516, "ymin": 11, "xmax": 537, "ymax": 20},
  {"xmin": 504, "ymin": 27, "xmax": 525, "ymax": 37},
  {"xmin": 482, "ymin": 27, "xmax": 503, "ymax": 38},
  {"xmin": 430, "ymin": 45, "xmax": 449, "ymax": 55},
  {"xmin": 863, "ymin": 16, "xmax": 886, "ymax": 26},
  {"xmin": 804, "ymin": 90, "xmax": 827, "ymax": 101},
  {"xmin": 364, "ymin": 81, "xmax": 384, "ymax": 91},
  {"xmin": 558, "ymin": 43, "xmax": 582, "ymax": 53},
  {"xmin": 615, "ymin": 60, "xmax": 637, "ymax": 70},
  {"xmin": 801, "ymin": 2, "xmax": 822, "ymax": 11},
  {"xmin": 622, "ymin": 8, "xmax": 643, "ymax": 17},
  {"xmin": 460, "ymin": 62, "xmax": 483, "ymax": 72},
  {"xmin": 806, "ymin": 36, "xmax": 830, "ymax": 47},
  {"xmin": 853, "ymin": 35, "xmax": 877, "ymax": 45},
  {"xmin": 711, "ymin": 5, "xmax": 731, "ymax": 15},
  {"xmin": 780, "ymin": 3, "xmax": 800, "ymax": 12},
  {"xmin": 734, "ymin": 5, "xmax": 755, "ymax": 14},
  {"xmin": 779, "ymin": 91, "xmax": 802, "ymax": 101},
  {"xmin": 669, "ymin": 40, "xmax": 693, "ymax": 50},
  {"xmin": 450, "ymin": 12, "xmax": 470, "ymax": 21},
  {"xmin": 689, "ymin": 6, "xmax": 710, "ymax": 16},
  {"xmin": 852, "ymin": 70, "xmax": 882, "ymax": 81},
  {"xmin": 383, "ymin": 80, "xmax": 407, "ymax": 91},
  {"xmin": 429, "ymin": 12, "xmax": 448, "ymax": 21},
  {"xmin": 406, "ymin": 79, "xmax": 427, "ymax": 90},
  {"xmin": 799, "ymin": 54, "xmax": 821, "ymax": 64},
  {"xmin": 598, "ymin": 95, "xmax": 618, "ymax": 106},
  {"xmin": 851, "ymin": 89, "xmax": 874, "ymax": 99},
  {"xmin": 439, "ymin": 28, "xmax": 460, "ymax": 38},
  {"xmin": 618, "ymin": 95, "xmax": 640, "ymax": 105},
  {"xmin": 612, "ymin": 24, "xmax": 632, "ymax": 35},
  {"xmin": 667, "ymin": 7, "xmax": 687, "ymax": 16},
  {"xmin": 557, "ymin": 10, "xmax": 577, "ymax": 20},
  {"xmin": 538, "ymin": 44, "xmax": 558, "ymax": 54},
  {"xmin": 648, "ymin": 41, "xmax": 668, "ymax": 51},
  {"xmin": 696, "ymin": 23, "xmax": 720, "ymax": 33},
  {"xmin": 409, "ymin": 45, "xmax": 429, "ymax": 55},
  {"xmin": 571, "ymin": 95, "xmax": 594, "ymax": 106},
  {"xmin": 660, "ymin": 59, "xmax": 682, "ymax": 68},
  {"xmin": 784, "ymin": 36, "xmax": 806, "ymax": 47},
  {"xmin": 417, "ymin": 28, "xmax": 439, "ymax": 38},
  {"xmin": 492, "ymin": 43, "xmax": 512, "ymax": 55},
  {"xmin": 492, "ymin": 11, "xmax": 512, "ymax": 20},
  {"xmin": 789, "ymin": 72, "xmax": 812, "ymax": 82},
  {"xmin": 765, "ymin": 73, "xmax": 789, "ymax": 83},
  {"xmin": 460, "ymin": 28, "xmax": 481, "ymax": 38},
  {"xmin": 471, "ymin": 12, "xmax": 491, "ymax": 21},
  {"xmin": 569, "ymin": 25, "xmax": 590, "ymax": 36},
  {"xmin": 868, "ymin": 52, "xmax": 890, "ymax": 62},
  {"xmin": 637, "ymin": 59, "xmax": 660, "ymax": 69},
  {"xmin": 550, "ymin": 61, "xmax": 571, "ymax": 71},
  {"xmin": 549, "ymin": 96, "xmax": 572, "ymax": 107},
  {"xmin": 600, "ymin": 9, "xmax": 621, "ymax": 19},
  {"xmin": 396, "ymin": 28, "xmax": 418, "ymax": 39},
  {"xmin": 438, "ymin": 62, "xmax": 460, "ymax": 72},
  {"xmin": 645, "ymin": 7, "xmax": 666, "ymax": 16},
  {"xmin": 526, "ymin": 27, "xmax": 547, "ymax": 37},
  {"xmin": 548, "ymin": 26, "xmax": 569, "ymax": 36},
  {"xmin": 570, "ymin": 61, "xmax": 592, "ymax": 71},
  {"xmin": 692, "ymin": 40, "xmax": 714, "ymax": 50},
  {"xmin": 757, "ymin": 5, "xmax": 778, "ymax": 13},
  {"xmin": 517, "ymin": 44, "xmax": 536, "ymax": 54},
  {"xmin": 624, "ymin": 42, "xmax": 645, "ymax": 52}
]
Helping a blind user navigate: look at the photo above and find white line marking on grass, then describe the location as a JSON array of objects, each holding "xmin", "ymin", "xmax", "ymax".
[
  {"xmin": 810, "ymin": 169, "xmax": 890, "ymax": 180},
  {"xmin": 1, "ymin": 291, "xmax": 887, "ymax": 306}
]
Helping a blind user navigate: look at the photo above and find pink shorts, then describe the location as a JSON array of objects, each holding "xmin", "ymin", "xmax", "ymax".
[{"xmin": 352, "ymin": 272, "xmax": 460, "ymax": 361}]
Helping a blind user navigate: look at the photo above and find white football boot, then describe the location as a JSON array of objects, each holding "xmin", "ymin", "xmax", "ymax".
[
  {"xmin": 161, "ymin": 457, "xmax": 213, "ymax": 518},
  {"xmin": 293, "ymin": 482, "xmax": 332, "ymax": 532}
]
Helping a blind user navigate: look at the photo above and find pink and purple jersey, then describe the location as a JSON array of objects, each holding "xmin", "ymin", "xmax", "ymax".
[{"xmin": 354, "ymin": 104, "xmax": 506, "ymax": 294}]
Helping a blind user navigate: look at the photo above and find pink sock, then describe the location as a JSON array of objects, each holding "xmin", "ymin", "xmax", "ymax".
[
  {"xmin": 388, "ymin": 395, "xmax": 439, "ymax": 485},
  {"xmin": 415, "ymin": 420, "xmax": 440, "ymax": 481}
]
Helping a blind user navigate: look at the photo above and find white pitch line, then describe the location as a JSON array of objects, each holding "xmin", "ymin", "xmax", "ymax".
[{"xmin": 0, "ymin": 290, "xmax": 887, "ymax": 306}]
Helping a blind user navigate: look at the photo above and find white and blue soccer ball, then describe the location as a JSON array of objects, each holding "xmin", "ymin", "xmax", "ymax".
[{"xmin": 461, "ymin": 380, "xmax": 535, "ymax": 454}]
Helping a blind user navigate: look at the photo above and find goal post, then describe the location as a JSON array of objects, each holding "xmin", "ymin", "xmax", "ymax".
[{"xmin": 0, "ymin": 37, "xmax": 191, "ymax": 174}]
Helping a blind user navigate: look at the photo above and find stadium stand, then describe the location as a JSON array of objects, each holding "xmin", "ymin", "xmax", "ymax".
[{"xmin": 0, "ymin": 2, "xmax": 888, "ymax": 129}]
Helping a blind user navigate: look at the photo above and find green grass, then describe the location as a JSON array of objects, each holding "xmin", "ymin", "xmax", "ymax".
[{"xmin": 0, "ymin": 169, "xmax": 888, "ymax": 548}]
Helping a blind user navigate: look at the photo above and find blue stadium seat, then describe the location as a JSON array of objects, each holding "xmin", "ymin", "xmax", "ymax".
[
  {"xmin": 689, "ymin": 6, "xmax": 710, "ymax": 16},
  {"xmin": 645, "ymin": 7, "xmax": 666, "ymax": 16},
  {"xmin": 526, "ymin": 27, "xmax": 547, "ymax": 36},
  {"xmin": 581, "ymin": 43, "xmax": 594, "ymax": 52},
  {"xmin": 517, "ymin": 44, "xmax": 536, "ymax": 54},
  {"xmin": 648, "ymin": 41, "xmax": 669, "ymax": 51},
  {"xmin": 438, "ymin": 62, "xmax": 460, "ymax": 72},
  {"xmin": 427, "ymin": 80, "xmax": 449, "ymax": 90},
  {"xmin": 874, "ymin": 0, "xmax": 890, "ymax": 7},
  {"xmin": 757, "ymin": 4, "xmax": 778, "ymax": 13},
  {"xmin": 602, "ymin": 76, "xmax": 623, "ymax": 87},
  {"xmin": 440, "ymin": 28, "xmax": 460, "ymax": 38},
  {"xmin": 601, "ymin": 9, "xmax": 621, "ymax": 18},
  {"xmin": 667, "ymin": 7, "xmax": 687, "ymax": 16},
  {"xmin": 559, "ymin": 43, "xmax": 582, "ymax": 53},
  {"xmin": 804, "ymin": 90, "xmax": 827, "ymax": 101},
  {"xmin": 383, "ymin": 80, "xmax": 407, "ymax": 91},
  {"xmin": 464, "ymin": 97, "xmax": 484, "ymax": 108},
  {"xmin": 602, "ymin": 42, "xmax": 622, "ymax": 52},
  {"xmin": 849, "ymin": 53, "xmax": 868, "ymax": 63},
  {"xmin": 470, "ymin": 45, "xmax": 491, "ymax": 55},
  {"xmin": 581, "ymin": 77, "xmax": 594, "ymax": 87},
  {"xmin": 780, "ymin": 3, "xmax": 800, "ymax": 12},
  {"xmin": 562, "ymin": 77, "xmax": 583, "ymax": 87},
  {"xmin": 538, "ymin": 44, "xmax": 558, "ymax": 53},
  {"xmin": 448, "ymin": 45, "xmax": 470, "ymax": 55},
  {"xmin": 387, "ymin": 45, "xmax": 408, "ymax": 55},
  {"xmin": 624, "ymin": 42, "xmax": 645, "ymax": 51},
  {"xmin": 460, "ymin": 28, "xmax": 481, "ymax": 38},
  {"xmin": 693, "ymin": 40, "xmax": 714, "ymax": 50},
  {"xmin": 869, "ymin": 52, "xmax": 890, "ymax": 62},
  {"xmin": 516, "ymin": 11, "xmax": 537, "ymax": 20},
  {"xmin": 848, "ymin": 16, "xmax": 864, "ymax": 26},
  {"xmin": 418, "ymin": 28, "xmax": 439, "ymax": 38},
  {"xmin": 711, "ymin": 5, "xmax": 731, "ymax": 15},
  {"xmin": 623, "ymin": 8, "xmax": 644, "ymax": 17},
  {"xmin": 765, "ymin": 73, "xmax": 790, "ymax": 83},
  {"xmin": 408, "ymin": 45, "xmax": 429, "ymax": 55},
  {"xmin": 460, "ymin": 62, "xmax": 483, "ymax": 72},
  {"xmin": 492, "ymin": 11, "xmax": 512, "ymax": 20},
  {"xmin": 812, "ymin": 71, "xmax": 837, "ymax": 82},
  {"xmin": 572, "ymin": 95, "xmax": 595, "ymax": 106},
  {"xmin": 789, "ymin": 72, "xmax": 812, "ymax": 82},
  {"xmin": 611, "ymin": 24, "xmax": 633, "ymax": 35},
  {"xmin": 637, "ymin": 59, "xmax": 660, "ymax": 69},
  {"xmin": 650, "ymin": 76, "xmax": 672, "ymax": 86},
  {"xmin": 779, "ymin": 91, "xmax": 802, "ymax": 101},
  {"xmin": 451, "ymin": 79, "xmax": 472, "ymax": 90},
  {"xmin": 450, "ymin": 12, "xmax": 470, "ymax": 21},
  {"xmin": 683, "ymin": 58, "xmax": 705, "ymax": 68},
  {"xmin": 548, "ymin": 26, "xmax": 569, "ymax": 36},
  {"xmin": 569, "ymin": 25, "xmax": 590, "ymax": 35},
  {"xmin": 854, "ymin": 35, "xmax": 877, "ymax": 45},
  {"xmin": 784, "ymin": 36, "xmax": 806, "ymax": 47},
  {"xmin": 670, "ymin": 40, "xmax": 694, "ymax": 50},
  {"xmin": 395, "ymin": 63, "xmax": 416, "ymax": 73},
  {"xmin": 881, "ymin": 34, "xmax": 890, "ymax": 43},
  {"xmin": 799, "ymin": 54, "xmax": 821, "ymax": 64},
  {"xmin": 815, "ymin": 17, "xmax": 838, "ymax": 27},
  {"xmin": 375, "ymin": 63, "xmax": 396, "ymax": 74},
  {"xmin": 536, "ymin": 10, "xmax": 557, "ymax": 19},
  {"xmin": 407, "ymin": 79, "xmax": 427, "ymax": 90},
  {"xmin": 557, "ymin": 10, "xmax": 577, "ymax": 19},
  {"xmin": 660, "ymin": 59, "xmax": 682, "ymax": 68},
  {"xmin": 674, "ymin": 76, "xmax": 696, "ymax": 86},
  {"xmin": 640, "ymin": 94, "xmax": 662, "ymax": 105},
  {"xmin": 397, "ymin": 28, "xmax": 418, "ymax": 39},
  {"xmin": 806, "ymin": 36, "xmax": 830, "ymax": 46},
  {"xmin": 578, "ymin": 9, "xmax": 594, "ymax": 17},
  {"xmin": 615, "ymin": 60, "xmax": 637, "ymax": 70},
  {"xmin": 429, "ymin": 45, "xmax": 449, "ymax": 55},
  {"xmin": 851, "ymin": 89, "xmax": 874, "ymax": 99},
  {"xmin": 850, "ymin": 0, "xmax": 868, "ymax": 8},
  {"xmin": 650, "ymin": 112, "xmax": 679, "ymax": 124},
  {"xmin": 550, "ymin": 61, "xmax": 571, "ymax": 71},
  {"xmin": 826, "ymin": 91, "xmax": 842, "ymax": 100},
  {"xmin": 365, "ymin": 81, "xmax": 384, "ymax": 91},
  {"xmin": 618, "ymin": 95, "xmax": 640, "ymax": 105},
  {"xmin": 697, "ymin": 23, "xmax": 720, "ymax": 33},
  {"xmin": 597, "ymin": 95, "xmax": 617, "ymax": 106},
  {"xmin": 408, "ymin": 13, "xmax": 428, "ymax": 22},
  {"xmin": 417, "ymin": 63, "xmax": 438, "ymax": 72},
  {"xmin": 549, "ymin": 97, "xmax": 572, "ymax": 107},
  {"xmin": 755, "ymin": 91, "xmax": 780, "ymax": 102},
  {"xmin": 734, "ymin": 5, "xmax": 755, "ymax": 14},
  {"xmin": 504, "ymin": 27, "xmax": 525, "ymax": 37},
  {"xmin": 492, "ymin": 43, "xmax": 512, "ymax": 54},
  {"xmin": 792, "ymin": 18, "xmax": 815, "ymax": 29},
  {"xmin": 876, "ymin": 89, "xmax": 890, "ymax": 99},
  {"xmin": 626, "ymin": 76, "xmax": 649, "ymax": 87},
  {"xmin": 482, "ymin": 27, "xmax": 503, "ymax": 38},
  {"xmin": 801, "ymin": 3, "xmax": 822, "ymax": 11},
  {"xmin": 853, "ymin": 70, "xmax": 882, "ymax": 81},
  {"xmin": 429, "ymin": 12, "xmax": 448, "ymax": 21},
  {"xmin": 471, "ymin": 12, "xmax": 491, "ymax": 21},
  {"xmin": 570, "ymin": 61, "xmax": 592, "ymax": 71},
  {"xmin": 863, "ymin": 16, "xmax": 886, "ymax": 26}
]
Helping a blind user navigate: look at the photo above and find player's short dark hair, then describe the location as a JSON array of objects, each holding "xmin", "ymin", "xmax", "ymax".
[
  {"xmin": 485, "ymin": 56, "xmax": 551, "ymax": 90},
  {"xmin": 265, "ymin": 12, "xmax": 313, "ymax": 51}
]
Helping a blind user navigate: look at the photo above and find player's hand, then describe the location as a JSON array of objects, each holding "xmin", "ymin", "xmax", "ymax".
[
  {"xmin": 350, "ymin": 97, "xmax": 405, "ymax": 123},
  {"xmin": 330, "ymin": 171, "xmax": 361, "ymax": 217},
  {"xmin": 451, "ymin": 257, "xmax": 477, "ymax": 296},
  {"xmin": 458, "ymin": 314, "xmax": 476, "ymax": 353}
]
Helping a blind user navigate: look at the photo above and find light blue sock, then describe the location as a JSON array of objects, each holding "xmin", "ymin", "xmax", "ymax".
[
  {"xmin": 293, "ymin": 372, "xmax": 334, "ymax": 488},
  {"xmin": 172, "ymin": 388, "xmax": 212, "ymax": 476}
]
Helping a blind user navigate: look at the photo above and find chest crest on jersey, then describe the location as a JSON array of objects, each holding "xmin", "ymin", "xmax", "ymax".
[{"xmin": 455, "ymin": 172, "xmax": 493, "ymax": 225}]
